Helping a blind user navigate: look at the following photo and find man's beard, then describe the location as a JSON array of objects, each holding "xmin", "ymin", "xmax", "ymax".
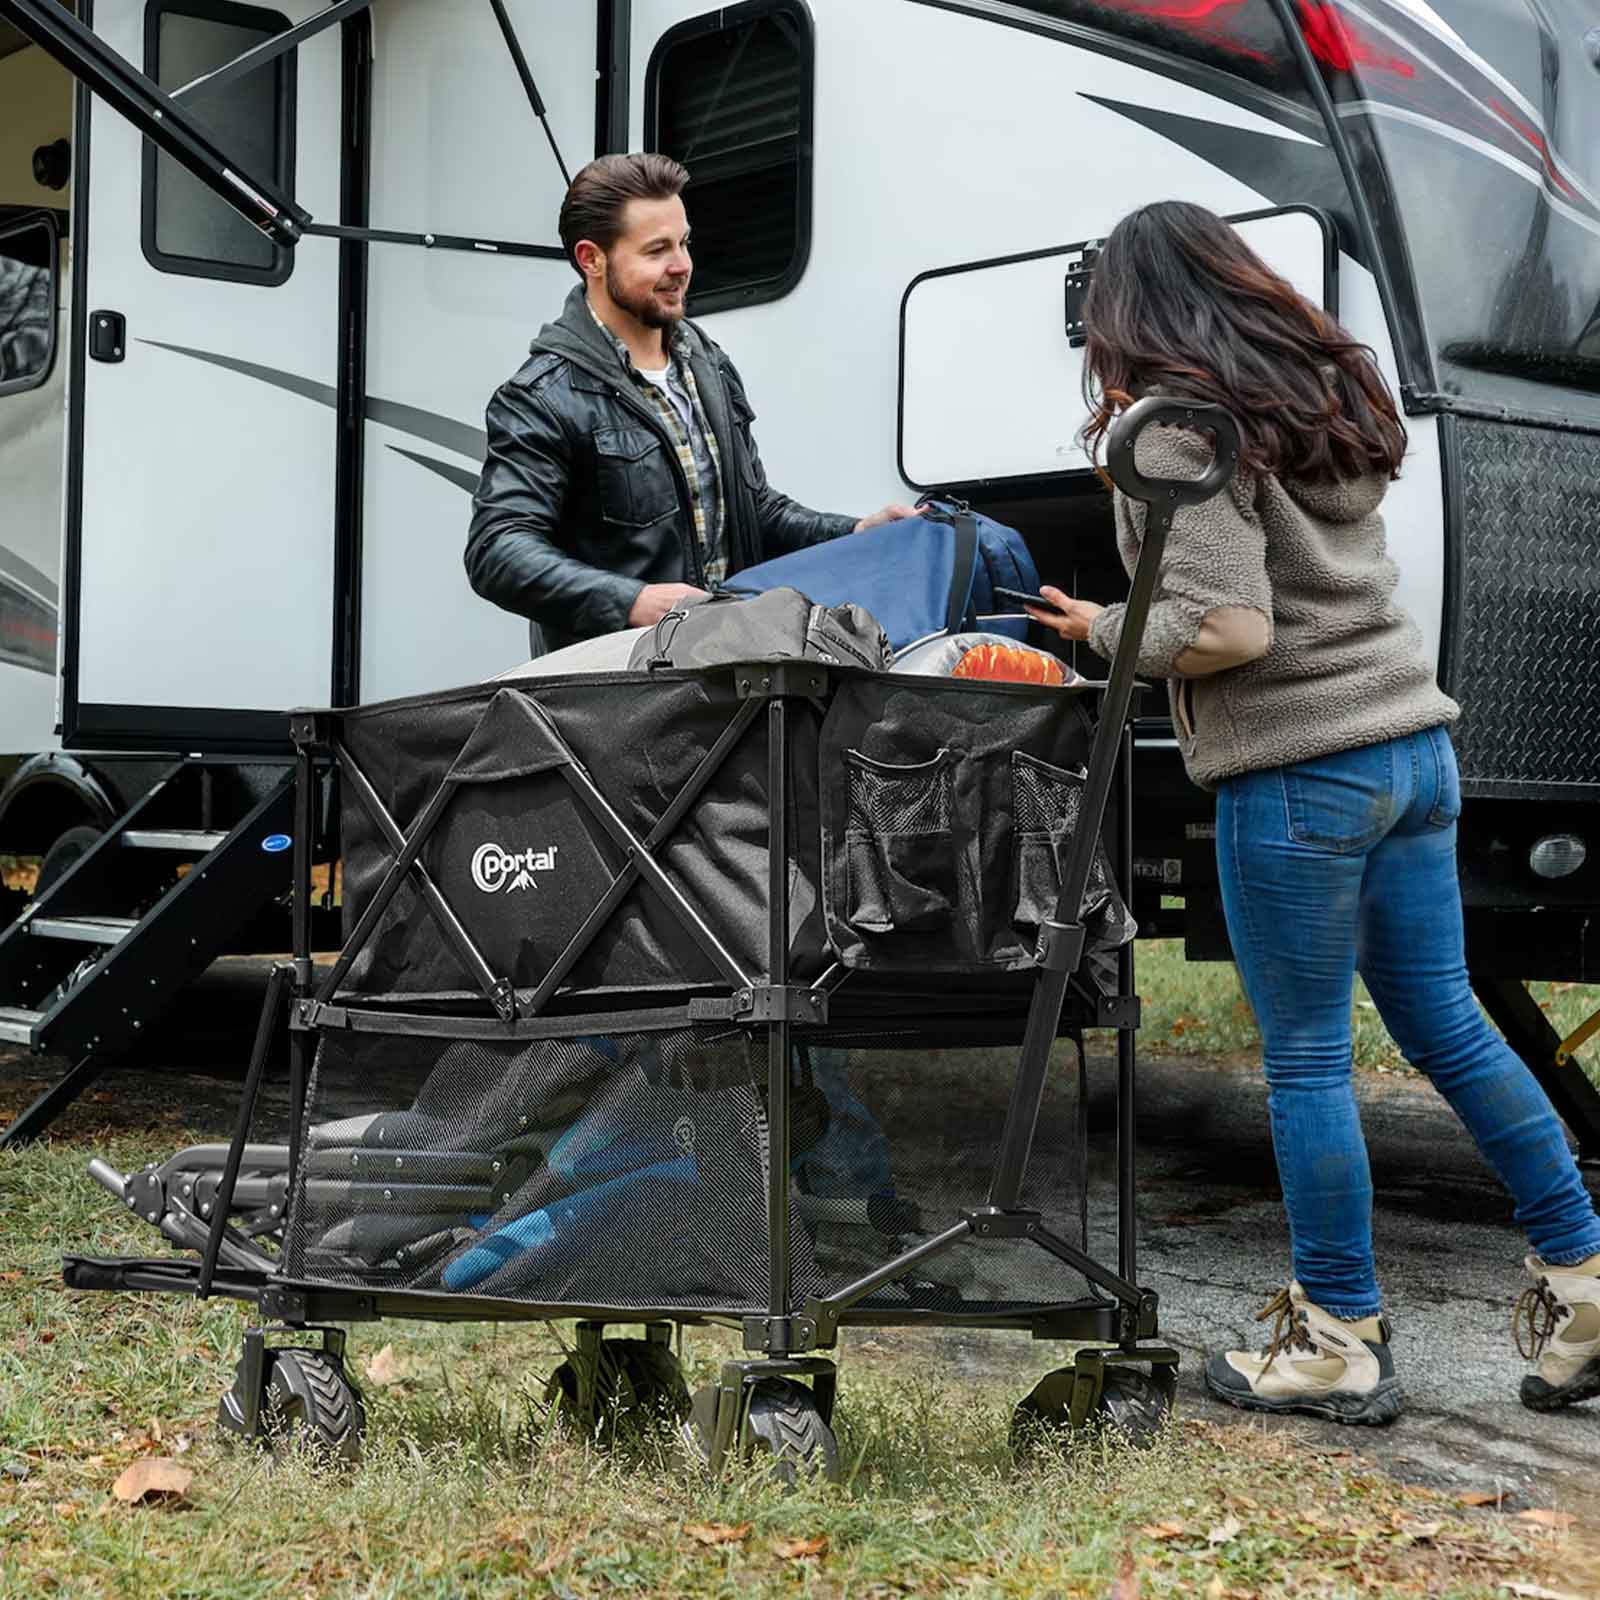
[{"xmin": 606, "ymin": 261, "xmax": 686, "ymax": 329}]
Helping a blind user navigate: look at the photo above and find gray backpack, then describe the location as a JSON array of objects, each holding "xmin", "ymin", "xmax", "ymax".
[{"xmin": 628, "ymin": 586, "xmax": 893, "ymax": 673}]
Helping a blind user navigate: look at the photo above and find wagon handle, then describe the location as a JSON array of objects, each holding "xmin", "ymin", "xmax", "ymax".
[
  {"xmin": 986, "ymin": 395, "xmax": 1241, "ymax": 1214},
  {"xmin": 1104, "ymin": 396, "xmax": 1240, "ymax": 507}
]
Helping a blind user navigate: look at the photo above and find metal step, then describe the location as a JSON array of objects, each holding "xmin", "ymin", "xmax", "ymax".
[
  {"xmin": 0, "ymin": 1007, "xmax": 42, "ymax": 1046},
  {"xmin": 123, "ymin": 829, "xmax": 228, "ymax": 853},
  {"xmin": 28, "ymin": 915, "xmax": 138, "ymax": 946}
]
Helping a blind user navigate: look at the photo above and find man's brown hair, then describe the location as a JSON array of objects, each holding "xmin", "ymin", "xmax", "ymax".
[{"xmin": 558, "ymin": 153, "xmax": 690, "ymax": 273}]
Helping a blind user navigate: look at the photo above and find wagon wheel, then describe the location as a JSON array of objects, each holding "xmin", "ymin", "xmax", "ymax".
[
  {"xmin": 546, "ymin": 1337, "xmax": 690, "ymax": 1438},
  {"xmin": 682, "ymin": 1376, "xmax": 841, "ymax": 1485},
  {"xmin": 219, "ymin": 1348, "xmax": 366, "ymax": 1464},
  {"xmin": 1011, "ymin": 1364, "xmax": 1173, "ymax": 1454}
]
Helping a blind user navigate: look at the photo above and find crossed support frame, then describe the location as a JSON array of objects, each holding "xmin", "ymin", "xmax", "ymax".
[{"xmin": 143, "ymin": 665, "xmax": 1156, "ymax": 1354}]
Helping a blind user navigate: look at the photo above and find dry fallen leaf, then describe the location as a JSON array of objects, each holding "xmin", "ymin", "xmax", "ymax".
[
  {"xmin": 1205, "ymin": 1577, "xmax": 1225, "ymax": 1600},
  {"xmin": 1459, "ymin": 1490, "xmax": 1508, "ymax": 1508},
  {"xmin": 1207, "ymin": 1515, "xmax": 1243, "ymax": 1546},
  {"xmin": 1139, "ymin": 1521, "xmax": 1185, "ymax": 1541},
  {"xmin": 774, "ymin": 1535, "xmax": 829, "ymax": 1561},
  {"xmin": 1399, "ymin": 1521, "xmax": 1444, "ymax": 1542},
  {"xmin": 363, "ymin": 1344, "xmax": 404, "ymax": 1386},
  {"xmin": 1501, "ymin": 1584, "xmax": 1589, "ymax": 1600},
  {"xmin": 111, "ymin": 1458, "xmax": 193, "ymax": 1505},
  {"xmin": 0, "ymin": 1271, "xmax": 23, "ymax": 1284},
  {"xmin": 533, "ymin": 1547, "xmax": 571, "ymax": 1575},
  {"xmin": 685, "ymin": 1522, "xmax": 752, "ymax": 1547},
  {"xmin": 1109, "ymin": 1550, "xmax": 1140, "ymax": 1599},
  {"xmin": 1515, "ymin": 1510, "xmax": 1576, "ymax": 1533}
]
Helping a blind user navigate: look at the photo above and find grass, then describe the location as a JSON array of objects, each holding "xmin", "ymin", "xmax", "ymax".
[
  {"xmin": 1134, "ymin": 935, "xmax": 1600, "ymax": 1085},
  {"xmin": 2, "ymin": 864, "xmax": 1599, "ymax": 1595},
  {"xmin": 2, "ymin": 1114, "xmax": 1594, "ymax": 1598}
]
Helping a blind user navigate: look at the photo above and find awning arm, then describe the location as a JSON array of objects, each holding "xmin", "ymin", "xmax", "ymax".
[
  {"xmin": 0, "ymin": 0, "xmax": 311, "ymax": 247},
  {"xmin": 171, "ymin": 0, "xmax": 379, "ymax": 102},
  {"xmin": 487, "ymin": 0, "xmax": 573, "ymax": 188}
]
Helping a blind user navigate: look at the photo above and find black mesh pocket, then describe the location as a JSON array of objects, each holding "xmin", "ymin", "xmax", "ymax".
[
  {"xmin": 285, "ymin": 1028, "xmax": 819, "ymax": 1312},
  {"xmin": 844, "ymin": 749, "xmax": 955, "ymax": 933},
  {"xmin": 1012, "ymin": 753, "xmax": 1086, "ymax": 929},
  {"xmin": 1010, "ymin": 753, "xmax": 1135, "ymax": 958}
]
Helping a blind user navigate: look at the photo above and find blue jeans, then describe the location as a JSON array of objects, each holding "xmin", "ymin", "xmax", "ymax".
[{"xmin": 1216, "ymin": 726, "xmax": 1600, "ymax": 1318}]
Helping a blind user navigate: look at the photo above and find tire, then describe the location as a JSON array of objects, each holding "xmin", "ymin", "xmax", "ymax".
[
  {"xmin": 1094, "ymin": 1369, "xmax": 1173, "ymax": 1448},
  {"xmin": 259, "ymin": 1349, "xmax": 366, "ymax": 1463},
  {"xmin": 683, "ymin": 1376, "xmax": 841, "ymax": 1486},
  {"xmin": 32, "ymin": 824, "xmax": 103, "ymax": 899},
  {"xmin": 546, "ymin": 1336, "xmax": 690, "ymax": 1438},
  {"xmin": 1011, "ymin": 1364, "xmax": 1173, "ymax": 1454}
]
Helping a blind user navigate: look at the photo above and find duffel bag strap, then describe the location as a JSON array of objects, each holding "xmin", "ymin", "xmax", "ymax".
[{"xmin": 917, "ymin": 495, "xmax": 982, "ymax": 634}]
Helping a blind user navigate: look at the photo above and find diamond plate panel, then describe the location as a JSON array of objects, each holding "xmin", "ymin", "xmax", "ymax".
[{"xmin": 1451, "ymin": 419, "xmax": 1600, "ymax": 792}]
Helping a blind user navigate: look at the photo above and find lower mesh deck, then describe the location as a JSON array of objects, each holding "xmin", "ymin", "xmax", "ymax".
[{"xmin": 284, "ymin": 1028, "xmax": 1100, "ymax": 1317}]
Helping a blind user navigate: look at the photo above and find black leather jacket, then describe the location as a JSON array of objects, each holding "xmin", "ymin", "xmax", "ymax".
[{"xmin": 466, "ymin": 285, "xmax": 858, "ymax": 654}]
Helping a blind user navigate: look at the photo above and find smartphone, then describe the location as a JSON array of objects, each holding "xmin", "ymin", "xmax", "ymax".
[{"xmin": 992, "ymin": 586, "xmax": 1063, "ymax": 613}]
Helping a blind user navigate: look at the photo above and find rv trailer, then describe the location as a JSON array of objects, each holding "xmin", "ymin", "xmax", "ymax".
[{"xmin": 0, "ymin": 0, "xmax": 1598, "ymax": 1148}]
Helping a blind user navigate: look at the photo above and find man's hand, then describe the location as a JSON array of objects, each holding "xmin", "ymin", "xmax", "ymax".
[
  {"xmin": 1024, "ymin": 584, "xmax": 1105, "ymax": 643},
  {"xmin": 853, "ymin": 503, "xmax": 922, "ymax": 533},
  {"xmin": 628, "ymin": 582, "xmax": 709, "ymax": 629}
]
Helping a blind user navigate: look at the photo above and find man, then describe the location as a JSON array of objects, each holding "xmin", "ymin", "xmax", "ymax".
[{"xmin": 466, "ymin": 153, "xmax": 916, "ymax": 654}]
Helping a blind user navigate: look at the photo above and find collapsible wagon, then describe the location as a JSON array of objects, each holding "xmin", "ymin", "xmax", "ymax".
[{"xmin": 64, "ymin": 401, "xmax": 1238, "ymax": 1476}]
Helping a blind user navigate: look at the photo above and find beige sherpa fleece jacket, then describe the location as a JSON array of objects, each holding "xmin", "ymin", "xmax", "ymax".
[{"xmin": 1086, "ymin": 424, "xmax": 1459, "ymax": 789}]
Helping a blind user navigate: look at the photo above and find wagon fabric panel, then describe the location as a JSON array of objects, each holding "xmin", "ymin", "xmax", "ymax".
[{"xmin": 333, "ymin": 664, "xmax": 1130, "ymax": 1005}]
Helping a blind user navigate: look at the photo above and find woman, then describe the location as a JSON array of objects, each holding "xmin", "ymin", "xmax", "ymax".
[{"xmin": 1026, "ymin": 200, "xmax": 1600, "ymax": 1425}]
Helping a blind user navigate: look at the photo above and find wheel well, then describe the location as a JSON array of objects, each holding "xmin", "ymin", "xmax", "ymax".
[{"xmin": 0, "ymin": 772, "xmax": 114, "ymax": 855}]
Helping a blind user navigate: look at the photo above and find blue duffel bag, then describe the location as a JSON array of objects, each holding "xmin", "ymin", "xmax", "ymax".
[{"xmin": 722, "ymin": 498, "xmax": 1040, "ymax": 653}]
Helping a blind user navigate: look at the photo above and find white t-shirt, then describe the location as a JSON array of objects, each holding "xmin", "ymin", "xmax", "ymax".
[{"xmin": 637, "ymin": 363, "xmax": 695, "ymax": 436}]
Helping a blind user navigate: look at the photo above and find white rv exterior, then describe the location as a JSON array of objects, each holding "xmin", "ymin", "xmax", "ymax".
[{"xmin": 1, "ymin": 0, "xmax": 1439, "ymax": 729}]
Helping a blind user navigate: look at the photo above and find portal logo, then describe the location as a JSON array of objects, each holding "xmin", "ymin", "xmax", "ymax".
[{"xmin": 471, "ymin": 842, "xmax": 560, "ymax": 894}]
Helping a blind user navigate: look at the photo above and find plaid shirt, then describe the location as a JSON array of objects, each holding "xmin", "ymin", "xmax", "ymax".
[{"xmin": 590, "ymin": 308, "xmax": 728, "ymax": 588}]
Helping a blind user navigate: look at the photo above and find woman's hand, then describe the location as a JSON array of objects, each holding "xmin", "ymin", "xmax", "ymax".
[{"xmin": 1024, "ymin": 585, "xmax": 1104, "ymax": 643}]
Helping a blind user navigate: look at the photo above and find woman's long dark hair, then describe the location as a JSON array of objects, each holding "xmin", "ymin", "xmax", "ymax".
[{"xmin": 1080, "ymin": 201, "xmax": 1406, "ymax": 483}]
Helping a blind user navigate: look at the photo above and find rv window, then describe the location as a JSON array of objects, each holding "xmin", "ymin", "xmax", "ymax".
[
  {"xmin": 0, "ymin": 213, "xmax": 57, "ymax": 397},
  {"xmin": 142, "ymin": 0, "xmax": 296, "ymax": 285},
  {"xmin": 647, "ymin": 0, "xmax": 814, "ymax": 315}
]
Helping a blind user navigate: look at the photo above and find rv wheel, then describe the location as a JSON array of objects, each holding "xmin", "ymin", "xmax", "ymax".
[
  {"xmin": 683, "ymin": 1377, "xmax": 841, "ymax": 1485},
  {"xmin": 219, "ymin": 1348, "xmax": 366, "ymax": 1464},
  {"xmin": 546, "ymin": 1337, "xmax": 690, "ymax": 1437},
  {"xmin": 1011, "ymin": 1364, "xmax": 1173, "ymax": 1455},
  {"xmin": 32, "ymin": 825, "xmax": 103, "ymax": 898}
]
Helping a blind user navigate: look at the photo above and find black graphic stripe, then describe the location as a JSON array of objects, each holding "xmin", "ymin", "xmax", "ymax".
[{"xmin": 138, "ymin": 339, "xmax": 489, "ymax": 465}]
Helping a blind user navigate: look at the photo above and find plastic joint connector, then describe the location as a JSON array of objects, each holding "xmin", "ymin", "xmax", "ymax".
[{"xmin": 1034, "ymin": 919, "xmax": 1086, "ymax": 973}]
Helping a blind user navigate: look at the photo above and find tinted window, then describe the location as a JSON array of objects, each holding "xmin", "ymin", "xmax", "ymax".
[
  {"xmin": 0, "ymin": 214, "xmax": 56, "ymax": 395},
  {"xmin": 649, "ymin": 1, "xmax": 813, "ymax": 314},
  {"xmin": 143, "ymin": 1, "xmax": 295, "ymax": 283}
]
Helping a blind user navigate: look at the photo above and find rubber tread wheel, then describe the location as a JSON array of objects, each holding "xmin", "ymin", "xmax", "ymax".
[
  {"xmin": 547, "ymin": 1337, "xmax": 689, "ymax": 1437},
  {"xmin": 741, "ymin": 1377, "xmax": 841, "ymax": 1485},
  {"xmin": 1094, "ymin": 1369, "xmax": 1173, "ymax": 1448},
  {"xmin": 617, "ymin": 1339, "xmax": 692, "ymax": 1423},
  {"xmin": 261, "ymin": 1349, "xmax": 366, "ymax": 1464},
  {"xmin": 1012, "ymin": 1366, "xmax": 1172, "ymax": 1454}
]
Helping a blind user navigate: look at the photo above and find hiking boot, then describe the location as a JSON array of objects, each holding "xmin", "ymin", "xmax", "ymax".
[
  {"xmin": 1205, "ymin": 1281, "xmax": 1403, "ymax": 1425},
  {"xmin": 1515, "ymin": 1252, "xmax": 1600, "ymax": 1412}
]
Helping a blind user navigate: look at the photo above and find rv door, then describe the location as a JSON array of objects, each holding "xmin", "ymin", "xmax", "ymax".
[{"xmin": 69, "ymin": 0, "xmax": 341, "ymax": 748}]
